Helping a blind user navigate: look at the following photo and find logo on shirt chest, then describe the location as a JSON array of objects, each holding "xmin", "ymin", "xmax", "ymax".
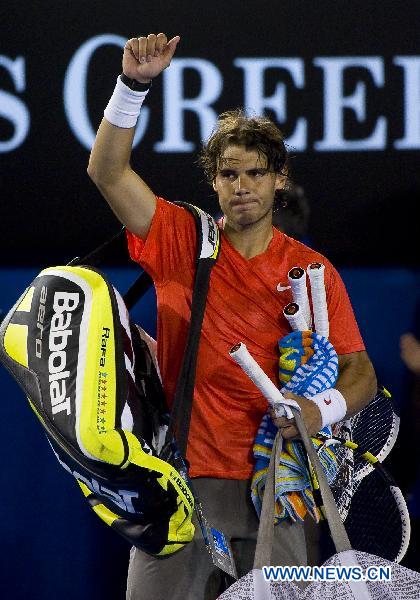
[{"xmin": 276, "ymin": 283, "xmax": 291, "ymax": 292}]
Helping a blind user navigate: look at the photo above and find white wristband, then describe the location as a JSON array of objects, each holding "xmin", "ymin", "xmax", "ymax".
[
  {"xmin": 104, "ymin": 76, "xmax": 149, "ymax": 128},
  {"xmin": 310, "ymin": 388, "xmax": 347, "ymax": 428}
]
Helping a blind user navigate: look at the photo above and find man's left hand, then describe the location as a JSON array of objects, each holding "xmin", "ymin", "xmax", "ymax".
[{"xmin": 270, "ymin": 392, "xmax": 322, "ymax": 439}]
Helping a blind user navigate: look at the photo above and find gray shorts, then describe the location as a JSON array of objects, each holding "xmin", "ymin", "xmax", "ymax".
[{"xmin": 126, "ymin": 477, "xmax": 307, "ymax": 600}]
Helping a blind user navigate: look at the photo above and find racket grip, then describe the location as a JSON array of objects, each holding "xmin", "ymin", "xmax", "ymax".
[
  {"xmin": 288, "ymin": 267, "xmax": 311, "ymax": 329},
  {"xmin": 229, "ymin": 343, "xmax": 300, "ymax": 419},
  {"xmin": 307, "ymin": 262, "xmax": 329, "ymax": 339},
  {"xmin": 283, "ymin": 302, "xmax": 310, "ymax": 332}
]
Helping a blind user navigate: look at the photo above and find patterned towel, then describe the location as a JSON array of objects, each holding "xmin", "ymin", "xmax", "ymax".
[{"xmin": 251, "ymin": 331, "xmax": 339, "ymax": 523}]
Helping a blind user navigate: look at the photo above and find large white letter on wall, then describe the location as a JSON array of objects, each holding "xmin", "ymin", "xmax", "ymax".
[
  {"xmin": 234, "ymin": 58, "xmax": 307, "ymax": 151},
  {"xmin": 64, "ymin": 34, "xmax": 150, "ymax": 150},
  {"xmin": 314, "ymin": 57, "xmax": 386, "ymax": 151},
  {"xmin": 394, "ymin": 56, "xmax": 420, "ymax": 150},
  {"xmin": 0, "ymin": 56, "xmax": 30, "ymax": 153},
  {"xmin": 155, "ymin": 58, "xmax": 222, "ymax": 152}
]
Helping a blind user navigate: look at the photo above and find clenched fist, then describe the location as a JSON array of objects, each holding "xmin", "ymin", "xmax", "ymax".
[{"xmin": 123, "ymin": 33, "xmax": 180, "ymax": 83}]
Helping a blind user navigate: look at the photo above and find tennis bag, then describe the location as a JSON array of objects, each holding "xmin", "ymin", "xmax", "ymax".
[{"xmin": 0, "ymin": 204, "xmax": 220, "ymax": 557}]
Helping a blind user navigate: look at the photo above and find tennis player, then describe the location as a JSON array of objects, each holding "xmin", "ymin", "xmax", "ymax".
[{"xmin": 88, "ymin": 32, "xmax": 377, "ymax": 600}]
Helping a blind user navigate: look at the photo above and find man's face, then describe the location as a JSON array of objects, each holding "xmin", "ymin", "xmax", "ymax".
[{"xmin": 212, "ymin": 145, "xmax": 286, "ymax": 230}]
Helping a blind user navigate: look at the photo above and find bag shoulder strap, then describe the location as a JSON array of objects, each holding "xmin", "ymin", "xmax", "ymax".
[{"xmin": 166, "ymin": 202, "xmax": 221, "ymax": 456}]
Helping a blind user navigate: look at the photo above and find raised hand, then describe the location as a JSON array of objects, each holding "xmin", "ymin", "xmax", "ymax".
[{"xmin": 123, "ymin": 33, "xmax": 180, "ymax": 83}]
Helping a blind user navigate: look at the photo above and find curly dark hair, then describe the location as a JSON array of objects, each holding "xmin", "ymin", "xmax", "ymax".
[{"xmin": 198, "ymin": 108, "xmax": 289, "ymax": 183}]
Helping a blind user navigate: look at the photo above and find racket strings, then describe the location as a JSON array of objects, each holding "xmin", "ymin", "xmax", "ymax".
[
  {"xmin": 327, "ymin": 420, "xmax": 354, "ymax": 519},
  {"xmin": 344, "ymin": 470, "xmax": 406, "ymax": 562},
  {"xmin": 330, "ymin": 449, "xmax": 354, "ymax": 517},
  {"xmin": 331, "ymin": 389, "xmax": 399, "ymax": 513},
  {"xmin": 351, "ymin": 390, "xmax": 399, "ymax": 462}
]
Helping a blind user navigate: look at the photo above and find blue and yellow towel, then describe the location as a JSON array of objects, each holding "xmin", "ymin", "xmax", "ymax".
[{"xmin": 251, "ymin": 331, "xmax": 339, "ymax": 523}]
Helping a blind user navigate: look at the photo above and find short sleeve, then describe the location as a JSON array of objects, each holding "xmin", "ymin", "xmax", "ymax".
[
  {"xmin": 325, "ymin": 261, "xmax": 365, "ymax": 355},
  {"xmin": 126, "ymin": 197, "xmax": 196, "ymax": 283}
]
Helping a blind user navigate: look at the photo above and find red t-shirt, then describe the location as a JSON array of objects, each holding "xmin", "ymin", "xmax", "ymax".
[{"xmin": 127, "ymin": 198, "xmax": 365, "ymax": 479}]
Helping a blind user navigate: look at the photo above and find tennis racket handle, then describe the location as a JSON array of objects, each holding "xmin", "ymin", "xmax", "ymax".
[
  {"xmin": 288, "ymin": 266, "xmax": 311, "ymax": 328},
  {"xmin": 283, "ymin": 302, "xmax": 309, "ymax": 332},
  {"xmin": 307, "ymin": 262, "xmax": 329, "ymax": 339},
  {"xmin": 229, "ymin": 342, "xmax": 300, "ymax": 419}
]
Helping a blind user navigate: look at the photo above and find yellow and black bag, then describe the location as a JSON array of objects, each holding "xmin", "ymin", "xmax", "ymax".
[{"xmin": 0, "ymin": 203, "xmax": 220, "ymax": 557}]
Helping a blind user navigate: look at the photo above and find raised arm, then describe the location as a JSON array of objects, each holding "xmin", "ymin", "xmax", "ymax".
[{"xmin": 87, "ymin": 33, "xmax": 180, "ymax": 239}]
